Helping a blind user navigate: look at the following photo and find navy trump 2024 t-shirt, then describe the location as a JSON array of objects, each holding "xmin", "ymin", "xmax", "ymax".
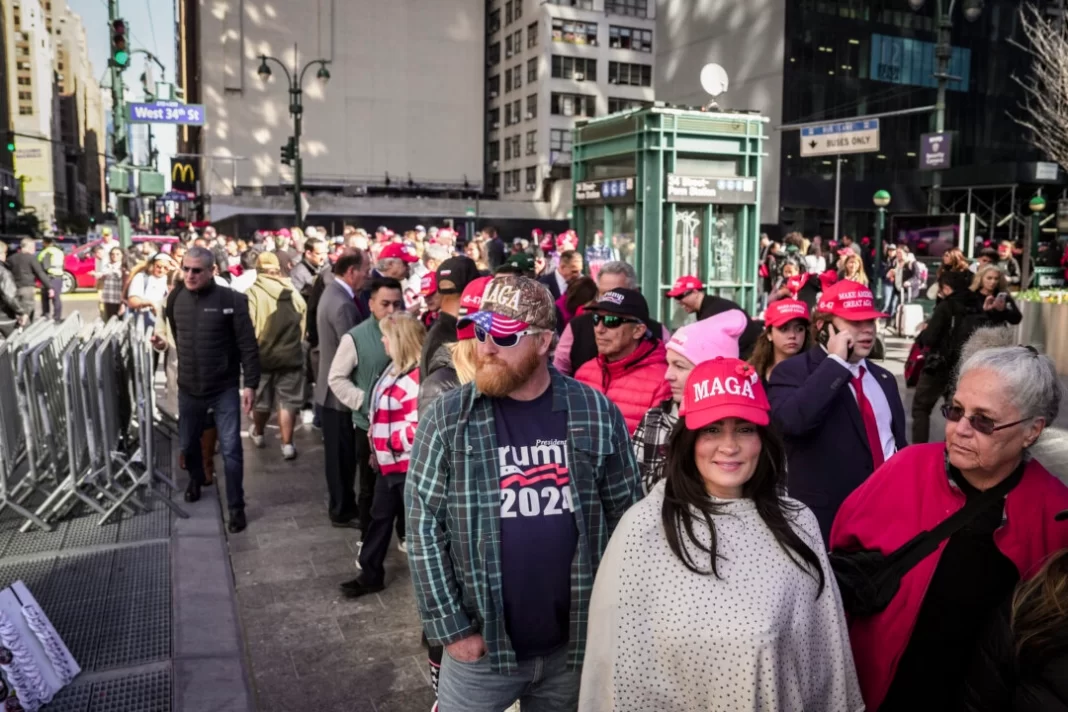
[{"xmin": 493, "ymin": 388, "xmax": 578, "ymax": 659}]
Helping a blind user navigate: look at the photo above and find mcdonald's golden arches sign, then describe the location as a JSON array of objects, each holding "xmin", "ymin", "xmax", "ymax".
[{"xmin": 170, "ymin": 158, "xmax": 198, "ymax": 194}]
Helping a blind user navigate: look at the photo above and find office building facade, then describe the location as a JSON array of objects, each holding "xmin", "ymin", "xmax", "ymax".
[
  {"xmin": 486, "ymin": 0, "xmax": 657, "ymax": 208},
  {"xmin": 657, "ymin": 0, "xmax": 1064, "ymax": 240}
]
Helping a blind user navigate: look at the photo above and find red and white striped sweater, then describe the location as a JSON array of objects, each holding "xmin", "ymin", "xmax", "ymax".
[{"xmin": 369, "ymin": 367, "xmax": 421, "ymax": 476}]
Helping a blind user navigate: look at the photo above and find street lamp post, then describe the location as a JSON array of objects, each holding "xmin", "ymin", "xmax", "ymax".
[
  {"xmin": 1025, "ymin": 194, "xmax": 1046, "ymax": 290},
  {"xmin": 908, "ymin": 0, "xmax": 983, "ymax": 215},
  {"xmin": 873, "ymin": 190, "xmax": 892, "ymax": 291},
  {"xmin": 257, "ymin": 47, "xmax": 331, "ymax": 230}
]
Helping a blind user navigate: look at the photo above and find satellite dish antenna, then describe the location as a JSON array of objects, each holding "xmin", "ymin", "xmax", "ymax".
[{"xmin": 699, "ymin": 63, "xmax": 729, "ymax": 111}]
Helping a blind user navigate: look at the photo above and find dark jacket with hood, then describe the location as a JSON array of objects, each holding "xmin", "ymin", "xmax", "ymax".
[
  {"xmin": 165, "ymin": 281, "xmax": 261, "ymax": 398},
  {"xmin": 916, "ymin": 287, "xmax": 989, "ymax": 373}
]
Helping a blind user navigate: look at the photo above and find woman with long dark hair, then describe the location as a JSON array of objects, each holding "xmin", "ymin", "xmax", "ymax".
[
  {"xmin": 749, "ymin": 298, "xmax": 811, "ymax": 383},
  {"xmin": 960, "ymin": 547, "xmax": 1068, "ymax": 711},
  {"xmin": 579, "ymin": 357, "xmax": 862, "ymax": 711}
]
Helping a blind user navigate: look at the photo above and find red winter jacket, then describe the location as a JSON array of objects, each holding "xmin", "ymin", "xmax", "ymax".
[
  {"xmin": 831, "ymin": 443, "xmax": 1068, "ymax": 710},
  {"xmin": 574, "ymin": 339, "xmax": 671, "ymax": 435}
]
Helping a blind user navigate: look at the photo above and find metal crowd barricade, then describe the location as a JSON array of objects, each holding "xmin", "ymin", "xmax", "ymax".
[
  {"xmin": 96, "ymin": 317, "xmax": 186, "ymax": 525},
  {"xmin": 0, "ymin": 314, "xmax": 187, "ymax": 533}
]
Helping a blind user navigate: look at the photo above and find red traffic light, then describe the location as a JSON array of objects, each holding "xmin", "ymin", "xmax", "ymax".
[{"xmin": 112, "ymin": 19, "xmax": 126, "ymax": 36}]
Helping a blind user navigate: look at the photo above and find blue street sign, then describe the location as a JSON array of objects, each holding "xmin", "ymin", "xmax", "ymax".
[
  {"xmin": 127, "ymin": 102, "xmax": 206, "ymax": 126},
  {"xmin": 799, "ymin": 119, "xmax": 880, "ymax": 138}
]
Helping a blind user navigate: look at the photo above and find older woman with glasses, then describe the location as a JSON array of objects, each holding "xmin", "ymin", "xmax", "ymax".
[{"xmin": 830, "ymin": 330, "xmax": 1068, "ymax": 711}]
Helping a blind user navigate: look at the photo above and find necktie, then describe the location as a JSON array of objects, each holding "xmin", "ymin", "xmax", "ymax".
[{"xmin": 851, "ymin": 366, "xmax": 885, "ymax": 469}]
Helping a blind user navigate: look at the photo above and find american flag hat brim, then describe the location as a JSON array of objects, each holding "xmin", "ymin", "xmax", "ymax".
[{"xmin": 457, "ymin": 310, "xmax": 531, "ymax": 337}]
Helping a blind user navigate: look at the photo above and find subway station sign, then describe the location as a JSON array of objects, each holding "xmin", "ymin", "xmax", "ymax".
[
  {"xmin": 665, "ymin": 175, "xmax": 757, "ymax": 205},
  {"xmin": 575, "ymin": 176, "xmax": 636, "ymax": 206}
]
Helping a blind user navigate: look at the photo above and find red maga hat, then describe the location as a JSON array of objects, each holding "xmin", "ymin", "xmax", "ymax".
[
  {"xmin": 680, "ymin": 358, "xmax": 770, "ymax": 429},
  {"xmin": 816, "ymin": 280, "xmax": 887, "ymax": 321}
]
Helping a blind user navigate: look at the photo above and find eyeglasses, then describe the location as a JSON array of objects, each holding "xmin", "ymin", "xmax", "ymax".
[
  {"xmin": 673, "ymin": 290, "xmax": 695, "ymax": 302},
  {"xmin": 591, "ymin": 313, "xmax": 641, "ymax": 329},
  {"xmin": 940, "ymin": 405, "xmax": 1031, "ymax": 435},
  {"xmin": 473, "ymin": 325, "xmax": 542, "ymax": 348},
  {"xmin": 181, "ymin": 266, "xmax": 205, "ymax": 275}
]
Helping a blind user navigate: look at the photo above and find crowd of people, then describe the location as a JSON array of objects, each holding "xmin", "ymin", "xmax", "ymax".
[{"xmin": 3, "ymin": 219, "xmax": 1068, "ymax": 712}]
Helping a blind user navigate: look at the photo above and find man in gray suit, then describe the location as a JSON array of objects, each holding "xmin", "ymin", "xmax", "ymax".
[{"xmin": 315, "ymin": 250, "xmax": 370, "ymax": 527}]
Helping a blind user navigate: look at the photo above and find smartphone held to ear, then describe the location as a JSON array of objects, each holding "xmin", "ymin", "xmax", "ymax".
[{"xmin": 819, "ymin": 322, "xmax": 855, "ymax": 360}]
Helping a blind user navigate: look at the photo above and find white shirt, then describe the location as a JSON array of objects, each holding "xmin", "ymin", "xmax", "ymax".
[
  {"xmin": 580, "ymin": 481, "xmax": 864, "ymax": 712},
  {"xmin": 554, "ymin": 269, "xmax": 568, "ymax": 297},
  {"xmin": 828, "ymin": 354, "xmax": 897, "ymax": 461},
  {"xmin": 230, "ymin": 269, "xmax": 257, "ymax": 293},
  {"xmin": 127, "ymin": 272, "xmax": 169, "ymax": 306}
]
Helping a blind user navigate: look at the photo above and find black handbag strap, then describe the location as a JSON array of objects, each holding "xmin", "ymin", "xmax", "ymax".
[{"xmin": 885, "ymin": 462, "xmax": 1025, "ymax": 577}]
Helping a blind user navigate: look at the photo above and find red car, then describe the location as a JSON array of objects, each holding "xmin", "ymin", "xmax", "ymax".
[{"xmin": 62, "ymin": 235, "xmax": 180, "ymax": 293}]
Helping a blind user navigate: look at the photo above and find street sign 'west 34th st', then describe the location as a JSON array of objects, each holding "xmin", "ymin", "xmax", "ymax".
[
  {"xmin": 800, "ymin": 119, "xmax": 880, "ymax": 158},
  {"xmin": 127, "ymin": 102, "xmax": 206, "ymax": 126}
]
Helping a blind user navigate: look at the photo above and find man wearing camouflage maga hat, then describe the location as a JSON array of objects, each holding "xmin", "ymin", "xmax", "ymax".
[{"xmin": 405, "ymin": 274, "xmax": 641, "ymax": 711}]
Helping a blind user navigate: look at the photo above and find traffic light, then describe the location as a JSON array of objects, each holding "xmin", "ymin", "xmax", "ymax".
[
  {"xmin": 280, "ymin": 137, "xmax": 296, "ymax": 166},
  {"xmin": 110, "ymin": 19, "xmax": 129, "ymax": 68},
  {"xmin": 4, "ymin": 131, "xmax": 13, "ymax": 153}
]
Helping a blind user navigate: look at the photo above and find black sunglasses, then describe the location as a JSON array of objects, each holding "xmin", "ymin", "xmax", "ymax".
[
  {"xmin": 591, "ymin": 313, "xmax": 641, "ymax": 329},
  {"xmin": 673, "ymin": 290, "xmax": 695, "ymax": 302},
  {"xmin": 941, "ymin": 405, "xmax": 1031, "ymax": 435},
  {"xmin": 181, "ymin": 266, "xmax": 205, "ymax": 274}
]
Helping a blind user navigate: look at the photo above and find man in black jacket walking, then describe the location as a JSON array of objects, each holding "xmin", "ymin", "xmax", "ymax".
[
  {"xmin": 158, "ymin": 246, "xmax": 261, "ymax": 532},
  {"xmin": 7, "ymin": 237, "xmax": 52, "ymax": 322},
  {"xmin": 0, "ymin": 243, "xmax": 28, "ymax": 336}
]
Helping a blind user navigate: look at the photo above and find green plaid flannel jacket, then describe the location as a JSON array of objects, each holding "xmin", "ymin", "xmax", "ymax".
[{"xmin": 404, "ymin": 368, "xmax": 641, "ymax": 674}]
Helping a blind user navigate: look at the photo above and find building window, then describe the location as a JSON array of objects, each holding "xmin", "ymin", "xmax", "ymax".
[
  {"xmin": 608, "ymin": 61, "xmax": 652, "ymax": 87},
  {"xmin": 488, "ymin": 42, "xmax": 501, "ymax": 66},
  {"xmin": 513, "ymin": 65, "xmax": 523, "ymax": 90},
  {"xmin": 605, "ymin": 0, "xmax": 649, "ymax": 18},
  {"xmin": 504, "ymin": 169, "xmax": 521, "ymax": 194},
  {"xmin": 505, "ymin": 35, "xmax": 513, "ymax": 59},
  {"xmin": 528, "ymin": 21, "xmax": 538, "ymax": 47},
  {"xmin": 511, "ymin": 135, "xmax": 521, "ymax": 160},
  {"xmin": 608, "ymin": 97, "xmax": 651, "ymax": 113},
  {"xmin": 488, "ymin": 74, "xmax": 501, "ymax": 97},
  {"xmin": 515, "ymin": 0, "xmax": 522, "ymax": 20},
  {"xmin": 548, "ymin": 0, "xmax": 594, "ymax": 8},
  {"xmin": 491, "ymin": 172, "xmax": 500, "ymax": 192},
  {"xmin": 609, "ymin": 25, "xmax": 652, "ymax": 52},
  {"xmin": 505, "ymin": 136, "xmax": 513, "ymax": 160},
  {"xmin": 489, "ymin": 9, "xmax": 501, "ymax": 34},
  {"xmin": 505, "ymin": 0, "xmax": 513, "ymax": 25},
  {"xmin": 551, "ymin": 93, "xmax": 596, "ymax": 118},
  {"xmin": 525, "ymin": 166, "xmax": 538, "ymax": 189},
  {"xmin": 489, "ymin": 141, "xmax": 501, "ymax": 163},
  {"xmin": 505, "ymin": 69, "xmax": 513, "ymax": 94},
  {"xmin": 19, "ymin": 107, "xmax": 33, "ymax": 116},
  {"xmin": 489, "ymin": 108, "xmax": 501, "ymax": 129},
  {"xmin": 513, "ymin": 99, "xmax": 522, "ymax": 124},
  {"xmin": 551, "ymin": 55, "xmax": 597, "ymax": 81},
  {"xmin": 551, "ymin": 19, "xmax": 597, "ymax": 45},
  {"xmin": 527, "ymin": 57, "xmax": 538, "ymax": 83},
  {"xmin": 526, "ymin": 130, "xmax": 537, "ymax": 155},
  {"xmin": 526, "ymin": 94, "xmax": 538, "ymax": 119},
  {"xmin": 18, "ymin": 91, "xmax": 32, "ymax": 100},
  {"xmin": 505, "ymin": 103, "xmax": 514, "ymax": 127},
  {"xmin": 550, "ymin": 129, "xmax": 572, "ymax": 164},
  {"xmin": 512, "ymin": 30, "xmax": 522, "ymax": 55}
]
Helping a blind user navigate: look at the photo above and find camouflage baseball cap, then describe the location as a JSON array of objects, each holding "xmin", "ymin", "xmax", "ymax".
[{"xmin": 457, "ymin": 275, "xmax": 556, "ymax": 337}]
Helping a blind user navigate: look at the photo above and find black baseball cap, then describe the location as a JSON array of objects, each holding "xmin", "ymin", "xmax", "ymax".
[
  {"xmin": 436, "ymin": 256, "xmax": 481, "ymax": 295},
  {"xmin": 588, "ymin": 288, "xmax": 649, "ymax": 321}
]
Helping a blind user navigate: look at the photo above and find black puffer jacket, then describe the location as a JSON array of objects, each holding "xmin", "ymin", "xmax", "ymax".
[
  {"xmin": 165, "ymin": 282, "xmax": 261, "ymax": 397},
  {"xmin": 418, "ymin": 343, "xmax": 459, "ymax": 420},
  {"xmin": 959, "ymin": 601, "xmax": 1068, "ymax": 712}
]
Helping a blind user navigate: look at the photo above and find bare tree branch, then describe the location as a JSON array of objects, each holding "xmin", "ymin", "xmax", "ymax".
[{"xmin": 1013, "ymin": 3, "xmax": 1068, "ymax": 170}]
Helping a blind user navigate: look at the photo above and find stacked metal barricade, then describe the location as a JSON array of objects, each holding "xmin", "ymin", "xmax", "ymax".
[{"xmin": 0, "ymin": 315, "xmax": 187, "ymax": 533}]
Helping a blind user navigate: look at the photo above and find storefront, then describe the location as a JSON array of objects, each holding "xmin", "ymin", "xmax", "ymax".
[{"xmin": 571, "ymin": 107, "xmax": 768, "ymax": 322}]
